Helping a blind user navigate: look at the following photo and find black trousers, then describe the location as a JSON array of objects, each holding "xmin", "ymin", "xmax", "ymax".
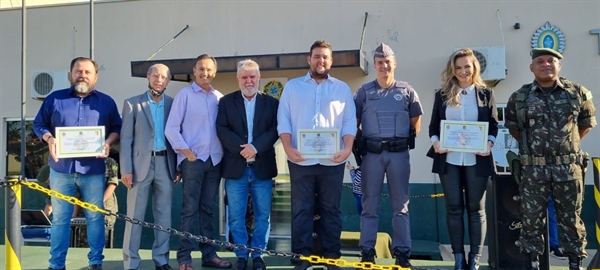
[
  {"xmin": 288, "ymin": 161, "xmax": 345, "ymax": 259},
  {"xmin": 439, "ymin": 163, "xmax": 488, "ymax": 255}
]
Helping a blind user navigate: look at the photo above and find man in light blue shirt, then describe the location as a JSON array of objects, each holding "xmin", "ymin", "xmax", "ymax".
[
  {"xmin": 277, "ymin": 39, "xmax": 357, "ymax": 270},
  {"xmin": 216, "ymin": 59, "xmax": 279, "ymax": 270},
  {"xmin": 120, "ymin": 64, "xmax": 178, "ymax": 270},
  {"xmin": 165, "ymin": 54, "xmax": 232, "ymax": 270}
]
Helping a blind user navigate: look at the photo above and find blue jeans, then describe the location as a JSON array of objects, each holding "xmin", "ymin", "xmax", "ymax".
[
  {"xmin": 48, "ymin": 168, "xmax": 106, "ymax": 269},
  {"xmin": 225, "ymin": 167, "xmax": 273, "ymax": 259},
  {"xmin": 353, "ymin": 193, "xmax": 363, "ymax": 215},
  {"xmin": 548, "ymin": 194, "xmax": 559, "ymax": 248}
]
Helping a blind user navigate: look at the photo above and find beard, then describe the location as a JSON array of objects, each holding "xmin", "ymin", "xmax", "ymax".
[
  {"xmin": 72, "ymin": 79, "xmax": 93, "ymax": 94},
  {"xmin": 309, "ymin": 67, "xmax": 330, "ymax": 80},
  {"xmin": 240, "ymin": 83, "xmax": 258, "ymax": 97},
  {"xmin": 148, "ymin": 83, "xmax": 165, "ymax": 97}
]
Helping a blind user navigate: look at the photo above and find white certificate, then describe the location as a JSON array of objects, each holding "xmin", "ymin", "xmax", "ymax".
[
  {"xmin": 55, "ymin": 126, "xmax": 105, "ymax": 158},
  {"xmin": 297, "ymin": 129, "xmax": 340, "ymax": 159},
  {"xmin": 440, "ymin": 120, "xmax": 488, "ymax": 153}
]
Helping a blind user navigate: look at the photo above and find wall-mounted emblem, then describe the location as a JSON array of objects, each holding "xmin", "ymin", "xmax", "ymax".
[
  {"xmin": 260, "ymin": 77, "xmax": 287, "ymax": 100},
  {"xmin": 531, "ymin": 21, "xmax": 566, "ymax": 53}
]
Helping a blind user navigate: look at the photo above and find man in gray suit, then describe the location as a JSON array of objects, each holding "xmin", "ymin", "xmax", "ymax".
[{"xmin": 120, "ymin": 63, "xmax": 178, "ymax": 270}]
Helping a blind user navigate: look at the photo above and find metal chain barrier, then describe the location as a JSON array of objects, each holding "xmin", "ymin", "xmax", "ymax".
[
  {"xmin": 342, "ymin": 184, "xmax": 445, "ymax": 199},
  {"xmin": 11, "ymin": 179, "xmax": 428, "ymax": 270}
]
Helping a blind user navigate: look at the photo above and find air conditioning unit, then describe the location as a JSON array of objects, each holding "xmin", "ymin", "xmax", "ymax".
[
  {"xmin": 31, "ymin": 70, "xmax": 70, "ymax": 99},
  {"xmin": 454, "ymin": 46, "xmax": 506, "ymax": 81}
]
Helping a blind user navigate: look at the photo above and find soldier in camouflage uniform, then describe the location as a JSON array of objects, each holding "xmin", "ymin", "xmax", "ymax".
[
  {"xmin": 505, "ymin": 48, "xmax": 597, "ymax": 270},
  {"xmin": 103, "ymin": 157, "xmax": 119, "ymax": 227}
]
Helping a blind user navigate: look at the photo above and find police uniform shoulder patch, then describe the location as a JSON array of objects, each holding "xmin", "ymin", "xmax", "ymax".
[
  {"xmin": 394, "ymin": 80, "xmax": 408, "ymax": 88},
  {"xmin": 362, "ymin": 81, "xmax": 377, "ymax": 90}
]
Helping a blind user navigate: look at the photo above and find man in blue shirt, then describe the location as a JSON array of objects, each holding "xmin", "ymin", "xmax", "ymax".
[
  {"xmin": 120, "ymin": 64, "xmax": 178, "ymax": 270},
  {"xmin": 33, "ymin": 57, "xmax": 122, "ymax": 270}
]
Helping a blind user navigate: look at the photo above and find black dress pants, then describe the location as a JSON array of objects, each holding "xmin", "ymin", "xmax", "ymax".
[{"xmin": 439, "ymin": 163, "xmax": 488, "ymax": 255}]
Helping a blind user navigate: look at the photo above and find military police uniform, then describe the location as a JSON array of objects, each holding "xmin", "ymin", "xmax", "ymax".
[
  {"xmin": 505, "ymin": 48, "xmax": 597, "ymax": 269},
  {"xmin": 354, "ymin": 44, "xmax": 423, "ymax": 262}
]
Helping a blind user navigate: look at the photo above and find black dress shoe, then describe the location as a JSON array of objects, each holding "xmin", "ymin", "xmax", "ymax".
[
  {"xmin": 234, "ymin": 258, "xmax": 247, "ymax": 270},
  {"xmin": 156, "ymin": 264, "xmax": 174, "ymax": 270},
  {"xmin": 252, "ymin": 257, "xmax": 266, "ymax": 270}
]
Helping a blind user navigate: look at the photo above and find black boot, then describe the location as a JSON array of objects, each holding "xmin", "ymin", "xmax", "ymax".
[
  {"xmin": 356, "ymin": 247, "xmax": 376, "ymax": 270},
  {"xmin": 467, "ymin": 252, "xmax": 479, "ymax": 270},
  {"xmin": 453, "ymin": 252, "xmax": 467, "ymax": 270},
  {"xmin": 567, "ymin": 253, "xmax": 584, "ymax": 270},
  {"xmin": 525, "ymin": 253, "xmax": 539, "ymax": 270},
  {"xmin": 393, "ymin": 248, "xmax": 413, "ymax": 269}
]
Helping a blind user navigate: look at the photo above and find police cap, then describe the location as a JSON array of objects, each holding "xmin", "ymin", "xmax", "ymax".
[{"xmin": 374, "ymin": 43, "xmax": 395, "ymax": 58}]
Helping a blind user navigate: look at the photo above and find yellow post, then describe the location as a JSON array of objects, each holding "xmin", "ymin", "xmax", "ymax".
[
  {"xmin": 587, "ymin": 157, "xmax": 600, "ymax": 270},
  {"xmin": 4, "ymin": 176, "xmax": 22, "ymax": 270}
]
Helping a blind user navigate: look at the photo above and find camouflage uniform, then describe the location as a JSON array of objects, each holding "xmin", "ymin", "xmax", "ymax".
[
  {"xmin": 505, "ymin": 78, "xmax": 597, "ymax": 257},
  {"xmin": 103, "ymin": 157, "xmax": 119, "ymax": 227}
]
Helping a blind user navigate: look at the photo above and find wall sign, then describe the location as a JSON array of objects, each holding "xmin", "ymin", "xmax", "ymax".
[{"xmin": 531, "ymin": 21, "xmax": 566, "ymax": 53}]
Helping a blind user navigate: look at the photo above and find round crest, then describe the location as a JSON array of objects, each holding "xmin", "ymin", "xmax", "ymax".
[{"xmin": 262, "ymin": 79, "xmax": 284, "ymax": 99}]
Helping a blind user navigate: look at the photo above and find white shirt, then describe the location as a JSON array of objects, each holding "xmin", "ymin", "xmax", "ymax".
[
  {"xmin": 432, "ymin": 85, "xmax": 478, "ymax": 166},
  {"xmin": 243, "ymin": 91, "xmax": 257, "ymax": 162},
  {"xmin": 277, "ymin": 72, "xmax": 357, "ymax": 166}
]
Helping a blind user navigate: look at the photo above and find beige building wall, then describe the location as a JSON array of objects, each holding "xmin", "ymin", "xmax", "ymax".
[{"xmin": 1, "ymin": 0, "xmax": 598, "ymax": 183}]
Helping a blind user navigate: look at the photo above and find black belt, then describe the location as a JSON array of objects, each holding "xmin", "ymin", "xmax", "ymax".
[
  {"xmin": 151, "ymin": 150, "xmax": 166, "ymax": 156},
  {"xmin": 246, "ymin": 161, "xmax": 255, "ymax": 167}
]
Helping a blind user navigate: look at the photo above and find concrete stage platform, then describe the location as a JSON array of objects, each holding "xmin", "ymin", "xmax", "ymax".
[{"xmin": 2, "ymin": 244, "xmax": 595, "ymax": 270}]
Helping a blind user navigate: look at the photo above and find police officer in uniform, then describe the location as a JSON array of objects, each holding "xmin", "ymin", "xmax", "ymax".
[
  {"xmin": 354, "ymin": 43, "xmax": 423, "ymax": 269},
  {"xmin": 505, "ymin": 48, "xmax": 597, "ymax": 270}
]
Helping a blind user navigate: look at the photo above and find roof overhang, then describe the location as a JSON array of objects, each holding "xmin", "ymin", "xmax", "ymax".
[{"xmin": 131, "ymin": 50, "xmax": 369, "ymax": 82}]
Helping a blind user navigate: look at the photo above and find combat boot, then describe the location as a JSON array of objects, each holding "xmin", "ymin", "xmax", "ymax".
[
  {"xmin": 356, "ymin": 247, "xmax": 376, "ymax": 270},
  {"xmin": 393, "ymin": 248, "xmax": 413, "ymax": 269},
  {"xmin": 525, "ymin": 253, "xmax": 539, "ymax": 270},
  {"xmin": 567, "ymin": 253, "xmax": 584, "ymax": 270}
]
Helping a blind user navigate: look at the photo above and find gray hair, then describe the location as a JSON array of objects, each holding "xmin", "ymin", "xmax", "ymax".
[
  {"xmin": 236, "ymin": 59, "xmax": 260, "ymax": 77},
  {"xmin": 147, "ymin": 63, "xmax": 171, "ymax": 78}
]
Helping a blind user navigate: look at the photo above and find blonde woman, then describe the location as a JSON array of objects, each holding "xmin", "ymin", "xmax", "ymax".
[{"xmin": 427, "ymin": 48, "xmax": 499, "ymax": 270}]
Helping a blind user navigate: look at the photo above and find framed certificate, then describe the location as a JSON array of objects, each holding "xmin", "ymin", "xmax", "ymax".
[
  {"xmin": 440, "ymin": 120, "xmax": 488, "ymax": 153},
  {"xmin": 55, "ymin": 126, "xmax": 105, "ymax": 158},
  {"xmin": 297, "ymin": 129, "xmax": 339, "ymax": 159}
]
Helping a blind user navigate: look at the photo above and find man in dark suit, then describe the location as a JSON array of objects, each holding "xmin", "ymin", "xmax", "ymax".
[
  {"xmin": 216, "ymin": 59, "xmax": 279, "ymax": 270},
  {"xmin": 120, "ymin": 63, "xmax": 178, "ymax": 270}
]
